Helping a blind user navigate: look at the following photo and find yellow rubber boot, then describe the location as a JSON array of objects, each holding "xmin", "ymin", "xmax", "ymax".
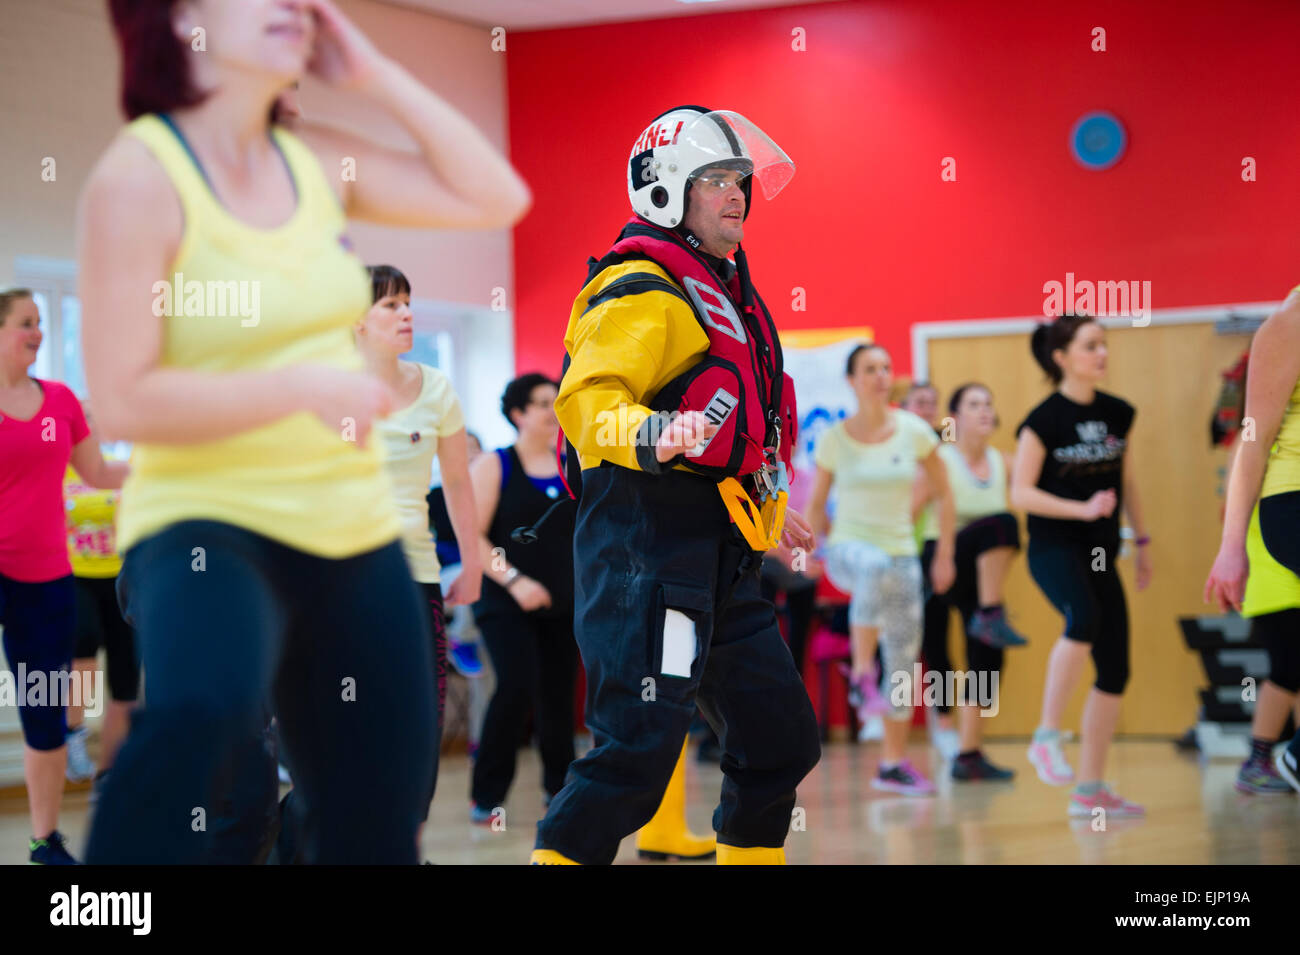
[
  {"xmin": 716, "ymin": 843, "xmax": 787, "ymax": 865},
  {"xmin": 530, "ymin": 849, "xmax": 580, "ymax": 865},
  {"xmin": 636, "ymin": 739, "xmax": 717, "ymax": 861}
]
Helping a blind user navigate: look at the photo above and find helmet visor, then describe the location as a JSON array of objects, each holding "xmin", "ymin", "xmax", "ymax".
[{"xmin": 680, "ymin": 110, "xmax": 795, "ymax": 201}]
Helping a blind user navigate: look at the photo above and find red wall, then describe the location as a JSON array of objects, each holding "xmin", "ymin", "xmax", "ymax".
[{"xmin": 506, "ymin": 0, "xmax": 1300, "ymax": 378}]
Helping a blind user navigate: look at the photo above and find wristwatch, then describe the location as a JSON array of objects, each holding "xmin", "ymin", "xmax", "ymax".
[{"xmin": 503, "ymin": 566, "xmax": 522, "ymax": 588}]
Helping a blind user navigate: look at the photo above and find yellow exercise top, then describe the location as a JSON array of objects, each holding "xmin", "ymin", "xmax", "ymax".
[{"xmin": 114, "ymin": 114, "xmax": 399, "ymax": 558}]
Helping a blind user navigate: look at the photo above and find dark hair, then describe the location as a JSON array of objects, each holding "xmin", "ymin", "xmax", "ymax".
[
  {"xmin": 845, "ymin": 342, "xmax": 890, "ymax": 376},
  {"xmin": 367, "ymin": 265, "xmax": 411, "ymax": 304},
  {"xmin": 1030, "ymin": 313, "xmax": 1094, "ymax": 384},
  {"xmin": 947, "ymin": 382, "xmax": 991, "ymax": 414},
  {"xmin": 903, "ymin": 381, "xmax": 936, "ymax": 402},
  {"xmin": 108, "ymin": 1, "xmax": 209, "ymax": 120},
  {"xmin": 501, "ymin": 373, "xmax": 558, "ymax": 429}
]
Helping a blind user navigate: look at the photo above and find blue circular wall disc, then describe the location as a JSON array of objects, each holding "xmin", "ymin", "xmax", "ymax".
[{"xmin": 1071, "ymin": 111, "xmax": 1126, "ymax": 170}]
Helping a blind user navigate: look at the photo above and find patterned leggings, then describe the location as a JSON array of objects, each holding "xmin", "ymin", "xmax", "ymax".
[{"xmin": 825, "ymin": 541, "xmax": 923, "ymax": 722}]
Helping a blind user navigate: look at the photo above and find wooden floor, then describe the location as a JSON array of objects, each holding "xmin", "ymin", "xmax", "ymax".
[{"xmin": 3, "ymin": 738, "xmax": 1298, "ymax": 864}]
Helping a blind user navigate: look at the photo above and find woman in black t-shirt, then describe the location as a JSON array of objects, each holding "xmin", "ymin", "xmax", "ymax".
[{"xmin": 1010, "ymin": 314, "xmax": 1152, "ymax": 819}]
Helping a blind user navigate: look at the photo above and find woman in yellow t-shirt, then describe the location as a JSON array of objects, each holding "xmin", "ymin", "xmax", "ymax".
[
  {"xmin": 808, "ymin": 343, "xmax": 956, "ymax": 796},
  {"xmin": 79, "ymin": 2, "xmax": 530, "ymax": 864}
]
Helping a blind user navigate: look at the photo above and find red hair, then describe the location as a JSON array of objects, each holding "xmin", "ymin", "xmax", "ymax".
[{"xmin": 108, "ymin": 0, "xmax": 208, "ymax": 119}]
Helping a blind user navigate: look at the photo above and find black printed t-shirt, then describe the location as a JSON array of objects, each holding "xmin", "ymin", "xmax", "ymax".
[{"xmin": 1017, "ymin": 390, "xmax": 1135, "ymax": 547}]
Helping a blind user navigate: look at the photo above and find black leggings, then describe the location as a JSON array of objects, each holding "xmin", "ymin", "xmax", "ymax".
[
  {"xmin": 73, "ymin": 574, "xmax": 139, "ymax": 702},
  {"xmin": 1026, "ymin": 535, "xmax": 1130, "ymax": 695},
  {"xmin": 1253, "ymin": 608, "xmax": 1300, "ymax": 694},
  {"xmin": 921, "ymin": 513, "xmax": 1019, "ymax": 711},
  {"xmin": 1261, "ymin": 491, "xmax": 1300, "ymax": 576},
  {"xmin": 471, "ymin": 607, "xmax": 578, "ymax": 807},
  {"xmin": 86, "ymin": 520, "xmax": 436, "ymax": 864}
]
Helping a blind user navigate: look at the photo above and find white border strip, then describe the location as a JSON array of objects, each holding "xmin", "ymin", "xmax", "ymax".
[{"xmin": 910, "ymin": 300, "xmax": 1282, "ymax": 382}]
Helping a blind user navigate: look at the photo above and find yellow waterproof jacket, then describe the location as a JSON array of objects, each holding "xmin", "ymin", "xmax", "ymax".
[{"xmin": 557, "ymin": 260, "xmax": 711, "ymax": 472}]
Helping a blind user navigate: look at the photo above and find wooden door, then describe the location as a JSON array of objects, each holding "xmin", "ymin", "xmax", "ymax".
[{"xmin": 926, "ymin": 322, "xmax": 1252, "ymax": 736}]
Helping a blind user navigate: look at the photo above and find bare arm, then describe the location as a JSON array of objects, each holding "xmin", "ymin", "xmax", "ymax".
[
  {"xmin": 807, "ymin": 466, "xmax": 834, "ymax": 542},
  {"xmin": 301, "ymin": 1, "xmax": 530, "ymax": 230},
  {"xmin": 468, "ymin": 450, "xmax": 509, "ymax": 586},
  {"xmin": 1220, "ymin": 299, "xmax": 1300, "ymax": 550},
  {"xmin": 69, "ymin": 437, "xmax": 128, "ymax": 491},
  {"xmin": 1121, "ymin": 440, "xmax": 1147, "ymax": 540},
  {"xmin": 436, "ymin": 429, "xmax": 482, "ymax": 573},
  {"xmin": 921, "ymin": 449, "xmax": 955, "ymax": 558},
  {"xmin": 1010, "ymin": 426, "xmax": 1091, "ymax": 519}
]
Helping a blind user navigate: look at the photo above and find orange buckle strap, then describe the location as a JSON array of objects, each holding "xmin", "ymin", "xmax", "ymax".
[{"xmin": 718, "ymin": 462, "xmax": 789, "ymax": 552}]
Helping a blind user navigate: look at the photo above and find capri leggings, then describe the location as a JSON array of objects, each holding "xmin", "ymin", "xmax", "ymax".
[
  {"xmin": 1251, "ymin": 608, "xmax": 1300, "ymax": 694},
  {"xmin": 825, "ymin": 540, "xmax": 923, "ymax": 721},
  {"xmin": 921, "ymin": 512, "xmax": 1020, "ymax": 710},
  {"xmin": 73, "ymin": 574, "xmax": 140, "ymax": 702},
  {"xmin": 0, "ymin": 573, "xmax": 76, "ymax": 751},
  {"xmin": 1026, "ymin": 535, "xmax": 1130, "ymax": 695},
  {"xmin": 85, "ymin": 519, "xmax": 436, "ymax": 864},
  {"xmin": 1260, "ymin": 491, "xmax": 1300, "ymax": 576}
]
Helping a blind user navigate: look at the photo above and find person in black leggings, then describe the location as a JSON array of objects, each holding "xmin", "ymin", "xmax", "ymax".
[
  {"xmin": 918, "ymin": 383, "xmax": 1023, "ymax": 781},
  {"xmin": 467, "ymin": 374, "xmax": 578, "ymax": 822},
  {"xmin": 1012, "ymin": 314, "xmax": 1151, "ymax": 818}
]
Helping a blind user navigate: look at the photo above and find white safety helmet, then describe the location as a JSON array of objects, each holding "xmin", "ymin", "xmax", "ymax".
[{"xmin": 626, "ymin": 106, "xmax": 795, "ymax": 229}]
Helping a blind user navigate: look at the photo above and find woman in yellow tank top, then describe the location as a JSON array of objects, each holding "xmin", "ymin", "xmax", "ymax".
[
  {"xmin": 77, "ymin": 0, "xmax": 530, "ymax": 864},
  {"xmin": 913, "ymin": 383, "xmax": 1025, "ymax": 782},
  {"xmin": 1207, "ymin": 290, "xmax": 1300, "ymax": 793}
]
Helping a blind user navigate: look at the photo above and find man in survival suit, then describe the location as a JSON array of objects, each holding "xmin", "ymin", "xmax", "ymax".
[{"xmin": 530, "ymin": 106, "xmax": 822, "ymax": 865}]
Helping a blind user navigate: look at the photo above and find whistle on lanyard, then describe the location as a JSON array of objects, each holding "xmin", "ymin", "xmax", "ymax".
[{"xmin": 718, "ymin": 461, "xmax": 789, "ymax": 552}]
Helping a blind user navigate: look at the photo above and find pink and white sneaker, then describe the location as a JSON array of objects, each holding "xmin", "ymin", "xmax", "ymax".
[
  {"xmin": 872, "ymin": 759, "xmax": 937, "ymax": 796},
  {"xmin": 843, "ymin": 664, "xmax": 890, "ymax": 723},
  {"xmin": 1068, "ymin": 785, "xmax": 1145, "ymax": 818},
  {"xmin": 1027, "ymin": 739, "xmax": 1075, "ymax": 786}
]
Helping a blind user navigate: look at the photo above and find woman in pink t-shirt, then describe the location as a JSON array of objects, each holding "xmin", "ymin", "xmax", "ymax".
[{"xmin": 0, "ymin": 289, "xmax": 127, "ymax": 865}]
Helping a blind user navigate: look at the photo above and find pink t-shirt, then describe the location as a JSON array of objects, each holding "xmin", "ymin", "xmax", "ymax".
[{"xmin": 0, "ymin": 379, "xmax": 89, "ymax": 582}]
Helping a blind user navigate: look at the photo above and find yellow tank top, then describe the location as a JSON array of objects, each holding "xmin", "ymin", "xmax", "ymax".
[
  {"xmin": 918, "ymin": 443, "xmax": 1007, "ymax": 540},
  {"xmin": 115, "ymin": 115, "xmax": 400, "ymax": 557},
  {"xmin": 1261, "ymin": 376, "xmax": 1300, "ymax": 499},
  {"xmin": 65, "ymin": 466, "xmax": 123, "ymax": 578}
]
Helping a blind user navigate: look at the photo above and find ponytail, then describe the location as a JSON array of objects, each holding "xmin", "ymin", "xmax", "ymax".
[{"xmin": 1031, "ymin": 313, "xmax": 1094, "ymax": 384}]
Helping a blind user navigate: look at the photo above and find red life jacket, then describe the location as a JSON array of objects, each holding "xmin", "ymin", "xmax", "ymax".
[{"xmin": 579, "ymin": 216, "xmax": 797, "ymax": 480}]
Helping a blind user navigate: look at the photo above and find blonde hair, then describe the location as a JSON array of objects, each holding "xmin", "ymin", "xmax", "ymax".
[{"xmin": 0, "ymin": 288, "xmax": 33, "ymax": 327}]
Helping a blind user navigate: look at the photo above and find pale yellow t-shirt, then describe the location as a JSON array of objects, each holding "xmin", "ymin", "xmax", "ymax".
[
  {"xmin": 815, "ymin": 409, "xmax": 940, "ymax": 556},
  {"xmin": 376, "ymin": 364, "xmax": 464, "ymax": 584}
]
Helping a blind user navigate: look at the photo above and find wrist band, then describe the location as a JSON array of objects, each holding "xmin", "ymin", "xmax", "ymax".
[{"xmin": 1135, "ymin": 536, "xmax": 1151, "ymax": 547}]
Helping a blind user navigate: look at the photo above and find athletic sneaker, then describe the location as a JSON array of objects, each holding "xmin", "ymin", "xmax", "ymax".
[
  {"xmin": 449, "ymin": 641, "xmax": 484, "ymax": 678},
  {"xmin": 872, "ymin": 760, "xmax": 937, "ymax": 796},
  {"xmin": 65, "ymin": 726, "xmax": 95, "ymax": 783},
  {"xmin": 1067, "ymin": 785, "xmax": 1145, "ymax": 818},
  {"xmin": 930, "ymin": 727, "xmax": 961, "ymax": 761},
  {"xmin": 1027, "ymin": 739, "xmax": 1075, "ymax": 785},
  {"xmin": 858, "ymin": 716, "xmax": 884, "ymax": 743},
  {"xmin": 30, "ymin": 831, "xmax": 78, "ymax": 865},
  {"xmin": 844, "ymin": 664, "xmax": 889, "ymax": 724},
  {"xmin": 952, "ymin": 752, "xmax": 1015, "ymax": 781},
  {"xmin": 1276, "ymin": 745, "xmax": 1300, "ymax": 794},
  {"xmin": 1235, "ymin": 758, "xmax": 1294, "ymax": 795},
  {"xmin": 469, "ymin": 803, "xmax": 497, "ymax": 826},
  {"xmin": 967, "ymin": 608, "xmax": 1028, "ymax": 648}
]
